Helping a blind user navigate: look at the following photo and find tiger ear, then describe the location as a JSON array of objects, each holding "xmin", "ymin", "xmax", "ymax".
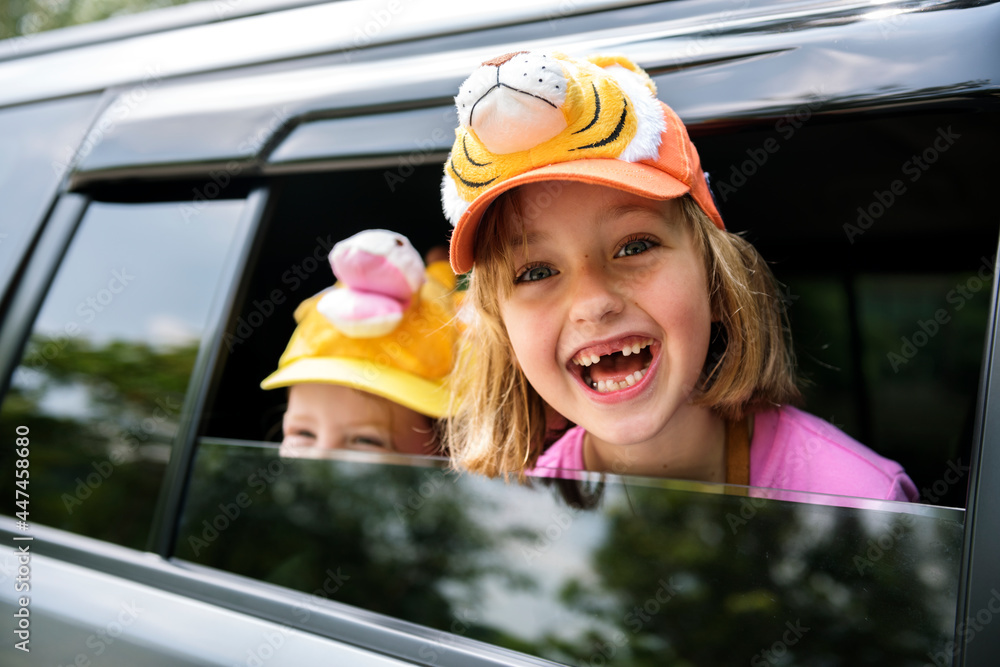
[{"xmin": 585, "ymin": 54, "xmax": 657, "ymax": 97}]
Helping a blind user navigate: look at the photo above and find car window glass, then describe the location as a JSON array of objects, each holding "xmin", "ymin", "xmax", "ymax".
[
  {"xmin": 0, "ymin": 95, "xmax": 101, "ymax": 295},
  {"xmin": 178, "ymin": 440, "xmax": 965, "ymax": 665},
  {"xmin": 0, "ymin": 199, "xmax": 245, "ymax": 549}
]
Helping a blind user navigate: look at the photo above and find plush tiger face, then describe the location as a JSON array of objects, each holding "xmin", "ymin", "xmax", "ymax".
[{"xmin": 442, "ymin": 51, "xmax": 666, "ymax": 226}]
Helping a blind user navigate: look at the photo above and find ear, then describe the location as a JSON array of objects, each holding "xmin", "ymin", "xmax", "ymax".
[{"xmin": 585, "ymin": 54, "xmax": 657, "ymax": 96}]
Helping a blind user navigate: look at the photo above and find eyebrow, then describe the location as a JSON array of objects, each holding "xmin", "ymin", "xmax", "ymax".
[
  {"xmin": 510, "ymin": 227, "xmax": 549, "ymax": 248},
  {"xmin": 599, "ymin": 202, "xmax": 670, "ymax": 225}
]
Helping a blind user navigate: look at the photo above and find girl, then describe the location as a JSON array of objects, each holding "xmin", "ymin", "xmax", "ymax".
[
  {"xmin": 262, "ymin": 230, "xmax": 458, "ymax": 458},
  {"xmin": 441, "ymin": 51, "xmax": 917, "ymax": 501}
]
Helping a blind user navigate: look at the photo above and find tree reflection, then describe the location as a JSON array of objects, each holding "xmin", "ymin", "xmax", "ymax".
[
  {"xmin": 0, "ymin": 335, "xmax": 197, "ymax": 549},
  {"xmin": 178, "ymin": 446, "xmax": 534, "ymax": 637},
  {"xmin": 177, "ymin": 455, "xmax": 963, "ymax": 665},
  {"xmin": 539, "ymin": 481, "xmax": 962, "ymax": 666}
]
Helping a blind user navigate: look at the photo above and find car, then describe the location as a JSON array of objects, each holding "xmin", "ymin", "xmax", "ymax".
[{"xmin": 0, "ymin": 0, "xmax": 998, "ymax": 664}]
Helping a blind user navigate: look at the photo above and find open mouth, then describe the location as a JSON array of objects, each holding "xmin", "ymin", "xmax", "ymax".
[{"xmin": 571, "ymin": 338, "xmax": 654, "ymax": 393}]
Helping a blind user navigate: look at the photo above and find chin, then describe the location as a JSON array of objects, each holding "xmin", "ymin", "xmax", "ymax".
[{"xmin": 588, "ymin": 419, "xmax": 662, "ymax": 448}]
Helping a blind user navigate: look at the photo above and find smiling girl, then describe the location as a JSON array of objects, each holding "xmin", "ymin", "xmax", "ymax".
[{"xmin": 441, "ymin": 51, "xmax": 917, "ymax": 500}]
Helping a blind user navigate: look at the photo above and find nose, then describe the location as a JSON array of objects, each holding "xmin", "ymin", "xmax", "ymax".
[
  {"xmin": 480, "ymin": 51, "xmax": 528, "ymax": 68},
  {"xmin": 567, "ymin": 264, "xmax": 625, "ymax": 324}
]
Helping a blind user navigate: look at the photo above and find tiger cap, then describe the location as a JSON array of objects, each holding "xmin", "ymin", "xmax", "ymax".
[{"xmin": 441, "ymin": 51, "xmax": 724, "ymax": 274}]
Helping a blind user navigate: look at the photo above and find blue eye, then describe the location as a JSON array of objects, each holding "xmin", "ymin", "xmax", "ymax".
[
  {"xmin": 616, "ymin": 237, "xmax": 656, "ymax": 257},
  {"xmin": 516, "ymin": 265, "xmax": 556, "ymax": 283}
]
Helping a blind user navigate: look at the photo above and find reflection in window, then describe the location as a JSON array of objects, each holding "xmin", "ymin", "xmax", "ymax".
[
  {"xmin": 179, "ymin": 442, "xmax": 965, "ymax": 666},
  {"xmin": 0, "ymin": 200, "xmax": 244, "ymax": 549},
  {"xmin": 0, "ymin": 95, "xmax": 100, "ymax": 292}
]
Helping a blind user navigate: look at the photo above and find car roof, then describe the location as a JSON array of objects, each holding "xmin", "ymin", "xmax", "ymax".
[{"xmin": 3, "ymin": 0, "xmax": 998, "ymax": 182}]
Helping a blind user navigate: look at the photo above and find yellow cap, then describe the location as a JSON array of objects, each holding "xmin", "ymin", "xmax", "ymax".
[{"xmin": 261, "ymin": 259, "xmax": 459, "ymax": 418}]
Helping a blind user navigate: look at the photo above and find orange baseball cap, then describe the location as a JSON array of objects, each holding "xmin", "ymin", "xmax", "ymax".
[{"xmin": 441, "ymin": 52, "xmax": 724, "ymax": 274}]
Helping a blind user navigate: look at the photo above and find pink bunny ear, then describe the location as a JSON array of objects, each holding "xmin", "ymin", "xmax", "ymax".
[{"xmin": 317, "ymin": 230, "xmax": 426, "ymax": 338}]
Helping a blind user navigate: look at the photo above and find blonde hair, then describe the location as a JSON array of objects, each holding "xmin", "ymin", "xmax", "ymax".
[{"xmin": 445, "ymin": 190, "xmax": 800, "ymax": 478}]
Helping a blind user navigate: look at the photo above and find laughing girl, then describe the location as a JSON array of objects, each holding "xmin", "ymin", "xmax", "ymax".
[{"xmin": 440, "ymin": 51, "xmax": 916, "ymax": 501}]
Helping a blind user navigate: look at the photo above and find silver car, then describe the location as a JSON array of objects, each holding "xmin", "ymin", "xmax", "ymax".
[{"xmin": 1, "ymin": 0, "xmax": 998, "ymax": 664}]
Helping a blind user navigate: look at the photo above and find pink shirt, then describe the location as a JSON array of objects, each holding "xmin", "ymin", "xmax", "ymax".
[{"xmin": 531, "ymin": 406, "xmax": 918, "ymax": 502}]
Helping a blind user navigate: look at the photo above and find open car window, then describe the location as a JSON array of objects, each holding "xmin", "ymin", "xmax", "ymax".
[{"xmin": 180, "ymin": 98, "xmax": 998, "ymax": 664}]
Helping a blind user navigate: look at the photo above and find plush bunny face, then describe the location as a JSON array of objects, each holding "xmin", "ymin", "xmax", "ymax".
[
  {"xmin": 261, "ymin": 230, "xmax": 459, "ymax": 419},
  {"xmin": 319, "ymin": 229, "xmax": 426, "ymax": 338}
]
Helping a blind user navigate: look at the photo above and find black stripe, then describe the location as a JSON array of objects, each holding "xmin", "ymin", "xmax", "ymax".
[
  {"xmin": 463, "ymin": 135, "xmax": 491, "ymax": 167},
  {"xmin": 450, "ymin": 161, "xmax": 497, "ymax": 188},
  {"xmin": 572, "ymin": 83, "xmax": 601, "ymax": 135},
  {"xmin": 572, "ymin": 99, "xmax": 628, "ymax": 151}
]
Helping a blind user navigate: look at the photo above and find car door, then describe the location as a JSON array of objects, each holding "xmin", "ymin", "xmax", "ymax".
[{"xmin": 1, "ymin": 0, "xmax": 999, "ymax": 665}]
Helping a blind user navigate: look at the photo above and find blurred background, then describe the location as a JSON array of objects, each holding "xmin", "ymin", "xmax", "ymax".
[{"xmin": 1, "ymin": 0, "xmax": 197, "ymax": 39}]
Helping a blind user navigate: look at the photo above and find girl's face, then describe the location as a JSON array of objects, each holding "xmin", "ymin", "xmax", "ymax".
[
  {"xmin": 498, "ymin": 181, "xmax": 715, "ymax": 449},
  {"xmin": 281, "ymin": 383, "xmax": 435, "ymax": 457}
]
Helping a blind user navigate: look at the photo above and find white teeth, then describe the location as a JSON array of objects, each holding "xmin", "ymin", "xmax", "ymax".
[
  {"xmin": 592, "ymin": 369, "xmax": 647, "ymax": 393},
  {"xmin": 575, "ymin": 339, "xmax": 654, "ymax": 369}
]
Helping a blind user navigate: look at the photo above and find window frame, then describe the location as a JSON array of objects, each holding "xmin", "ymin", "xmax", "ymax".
[{"xmin": 958, "ymin": 233, "xmax": 1000, "ymax": 665}]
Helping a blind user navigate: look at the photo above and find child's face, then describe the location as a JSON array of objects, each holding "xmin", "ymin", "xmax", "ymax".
[
  {"xmin": 498, "ymin": 181, "xmax": 715, "ymax": 448},
  {"xmin": 281, "ymin": 383, "xmax": 436, "ymax": 457}
]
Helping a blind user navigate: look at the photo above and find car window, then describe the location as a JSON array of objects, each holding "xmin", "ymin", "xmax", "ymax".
[
  {"xmin": 0, "ymin": 198, "xmax": 246, "ymax": 549},
  {"xmin": 696, "ymin": 108, "xmax": 996, "ymax": 509},
  {"xmin": 0, "ymin": 95, "xmax": 101, "ymax": 298},
  {"xmin": 190, "ymin": 103, "xmax": 991, "ymax": 664},
  {"xmin": 178, "ymin": 440, "xmax": 964, "ymax": 665}
]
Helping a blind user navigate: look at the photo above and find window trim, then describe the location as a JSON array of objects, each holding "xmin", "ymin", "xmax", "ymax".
[
  {"xmin": 957, "ymin": 233, "xmax": 1000, "ymax": 666},
  {"xmin": 148, "ymin": 186, "xmax": 273, "ymax": 557},
  {"xmin": 0, "ymin": 193, "xmax": 90, "ymax": 401},
  {"xmin": 0, "ymin": 517, "xmax": 563, "ymax": 667},
  {"xmin": 0, "ymin": 92, "xmax": 109, "ymax": 317}
]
